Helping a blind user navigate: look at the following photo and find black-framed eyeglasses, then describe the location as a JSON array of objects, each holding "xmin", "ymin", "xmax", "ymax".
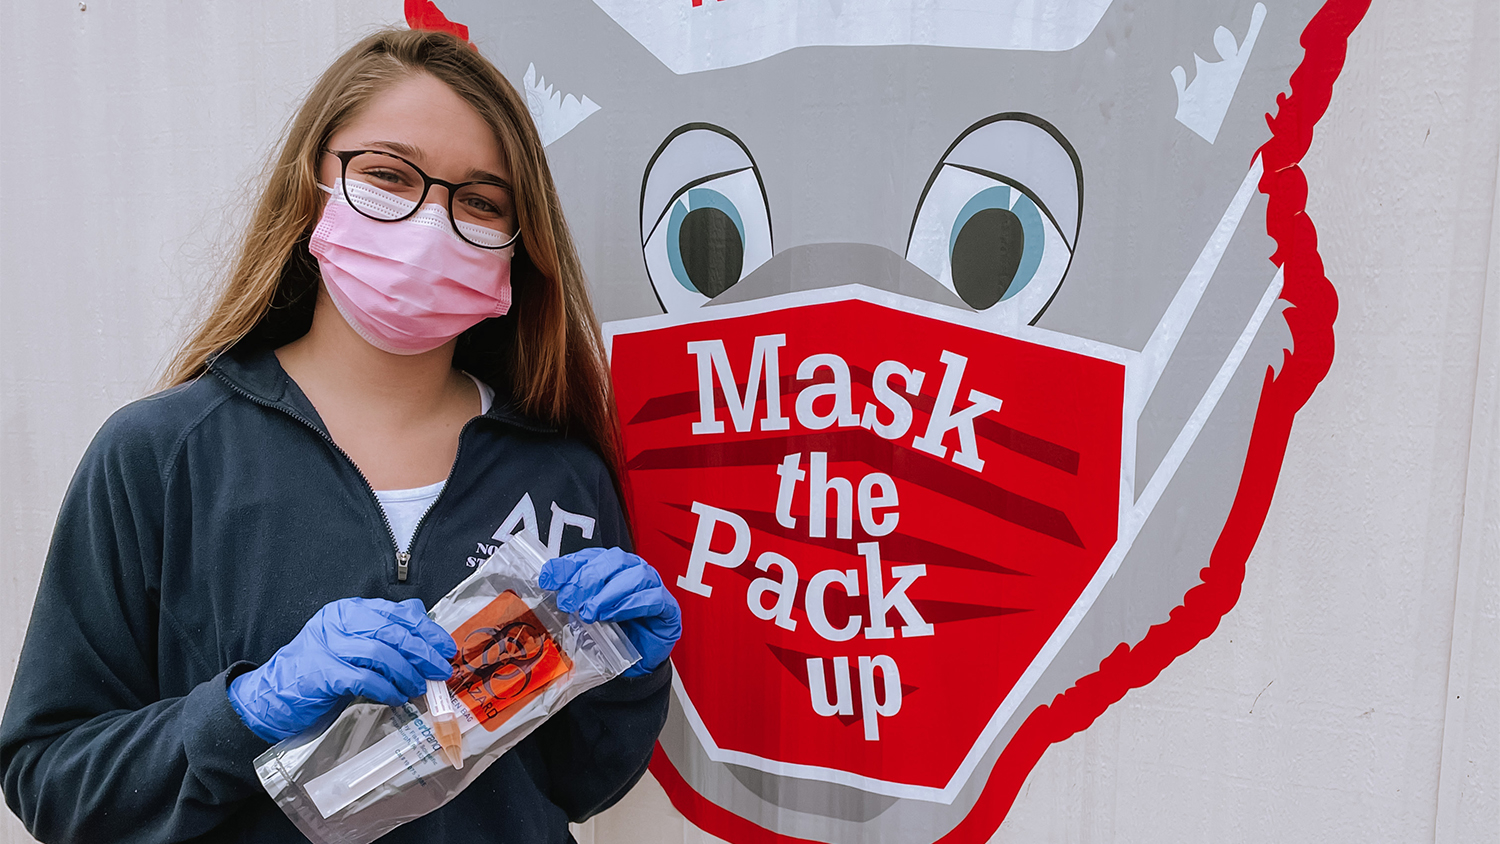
[{"xmin": 323, "ymin": 149, "xmax": 519, "ymax": 250}]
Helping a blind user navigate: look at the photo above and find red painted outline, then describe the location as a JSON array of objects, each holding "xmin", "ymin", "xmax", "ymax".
[
  {"xmin": 405, "ymin": 0, "xmax": 469, "ymax": 42},
  {"xmin": 410, "ymin": 1, "xmax": 1368, "ymax": 840}
]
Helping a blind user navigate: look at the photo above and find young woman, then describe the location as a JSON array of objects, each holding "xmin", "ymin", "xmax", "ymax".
[{"xmin": 0, "ymin": 28, "xmax": 679, "ymax": 843}]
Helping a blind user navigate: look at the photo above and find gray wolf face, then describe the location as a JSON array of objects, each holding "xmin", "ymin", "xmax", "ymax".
[{"xmin": 428, "ymin": 0, "xmax": 1355, "ymax": 840}]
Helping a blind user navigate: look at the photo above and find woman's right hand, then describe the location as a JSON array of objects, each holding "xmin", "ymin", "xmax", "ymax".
[{"xmin": 227, "ymin": 597, "xmax": 457, "ymax": 742}]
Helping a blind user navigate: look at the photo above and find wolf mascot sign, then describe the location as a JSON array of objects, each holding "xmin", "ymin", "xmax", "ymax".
[{"xmin": 410, "ymin": 0, "xmax": 1367, "ymax": 839}]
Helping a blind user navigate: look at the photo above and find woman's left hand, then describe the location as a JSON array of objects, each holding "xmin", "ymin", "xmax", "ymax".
[{"xmin": 539, "ymin": 547, "xmax": 682, "ymax": 677}]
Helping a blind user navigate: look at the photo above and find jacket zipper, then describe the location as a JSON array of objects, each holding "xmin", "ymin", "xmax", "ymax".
[
  {"xmin": 213, "ymin": 371, "xmax": 475, "ymax": 584},
  {"xmin": 397, "ymin": 427, "xmax": 471, "ymax": 581}
]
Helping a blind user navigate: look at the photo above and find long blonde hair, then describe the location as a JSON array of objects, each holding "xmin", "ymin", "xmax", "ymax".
[{"xmin": 162, "ymin": 28, "xmax": 625, "ymax": 486}]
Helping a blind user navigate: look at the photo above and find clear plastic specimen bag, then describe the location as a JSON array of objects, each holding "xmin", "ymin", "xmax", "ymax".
[{"xmin": 253, "ymin": 532, "xmax": 641, "ymax": 844}]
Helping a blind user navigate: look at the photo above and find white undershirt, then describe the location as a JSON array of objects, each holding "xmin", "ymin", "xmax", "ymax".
[{"xmin": 373, "ymin": 373, "xmax": 494, "ymax": 554}]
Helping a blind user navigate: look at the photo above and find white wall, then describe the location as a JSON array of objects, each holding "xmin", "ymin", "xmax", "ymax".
[{"xmin": 1, "ymin": 2, "xmax": 1494, "ymax": 843}]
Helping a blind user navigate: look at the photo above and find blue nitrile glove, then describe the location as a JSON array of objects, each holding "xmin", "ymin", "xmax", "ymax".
[
  {"xmin": 539, "ymin": 547, "xmax": 682, "ymax": 677},
  {"xmin": 228, "ymin": 597, "xmax": 457, "ymax": 742}
]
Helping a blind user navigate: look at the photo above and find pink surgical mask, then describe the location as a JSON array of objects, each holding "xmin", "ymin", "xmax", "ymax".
[{"xmin": 309, "ymin": 180, "xmax": 514, "ymax": 355}]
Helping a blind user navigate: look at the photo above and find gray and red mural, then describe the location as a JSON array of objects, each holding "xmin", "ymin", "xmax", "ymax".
[{"xmin": 408, "ymin": 0, "xmax": 1367, "ymax": 840}]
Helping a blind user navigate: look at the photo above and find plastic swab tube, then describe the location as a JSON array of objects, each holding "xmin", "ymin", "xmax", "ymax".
[{"xmin": 425, "ymin": 678, "xmax": 463, "ymax": 770}]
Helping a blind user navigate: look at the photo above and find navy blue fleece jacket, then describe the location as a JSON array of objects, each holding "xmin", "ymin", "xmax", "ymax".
[{"xmin": 0, "ymin": 348, "xmax": 669, "ymax": 843}]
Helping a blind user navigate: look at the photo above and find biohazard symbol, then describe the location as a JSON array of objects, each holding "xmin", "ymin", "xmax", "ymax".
[
  {"xmin": 446, "ymin": 590, "xmax": 573, "ymax": 731},
  {"xmin": 453, "ymin": 619, "xmax": 548, "ymax": 701}
]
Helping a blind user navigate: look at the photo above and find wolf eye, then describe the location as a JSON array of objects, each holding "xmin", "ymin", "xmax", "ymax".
[
  {"xmin": 640, "ymin": 125, "xmax": 773, "ymax": 313},
  {"xmin": 906, "ymin": 114, "xmax": 1082, "ymax": 325},
  {"xmin": 663, "ymin": 184, "xmax": 750, "ymax": 298}
]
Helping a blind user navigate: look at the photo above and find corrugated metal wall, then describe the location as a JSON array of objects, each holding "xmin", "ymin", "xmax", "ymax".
[{"xmin": 1, "ymin": 1, "xmax": 1494, "ymax": 842}]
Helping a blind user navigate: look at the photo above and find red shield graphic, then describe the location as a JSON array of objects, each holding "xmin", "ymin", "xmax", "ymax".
[{"xmin": 611, "ymin": 295, "xmax": 1125, "ymax": 797}]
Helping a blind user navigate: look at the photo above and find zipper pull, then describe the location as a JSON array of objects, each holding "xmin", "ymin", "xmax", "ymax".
[{"xmin": 396, "ymin": 551, "xmax": 411, "ymax": 582}]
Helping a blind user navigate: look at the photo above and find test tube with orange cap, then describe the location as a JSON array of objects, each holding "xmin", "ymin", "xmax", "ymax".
[{"xmin": 424, "ymin": 678, "xmax": 464, "ymax": 770}]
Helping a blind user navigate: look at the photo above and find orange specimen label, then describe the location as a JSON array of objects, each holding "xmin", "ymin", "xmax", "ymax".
[{"xmin": 446, "ymin": 590, "xmax": 572, "ymax": 731}]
